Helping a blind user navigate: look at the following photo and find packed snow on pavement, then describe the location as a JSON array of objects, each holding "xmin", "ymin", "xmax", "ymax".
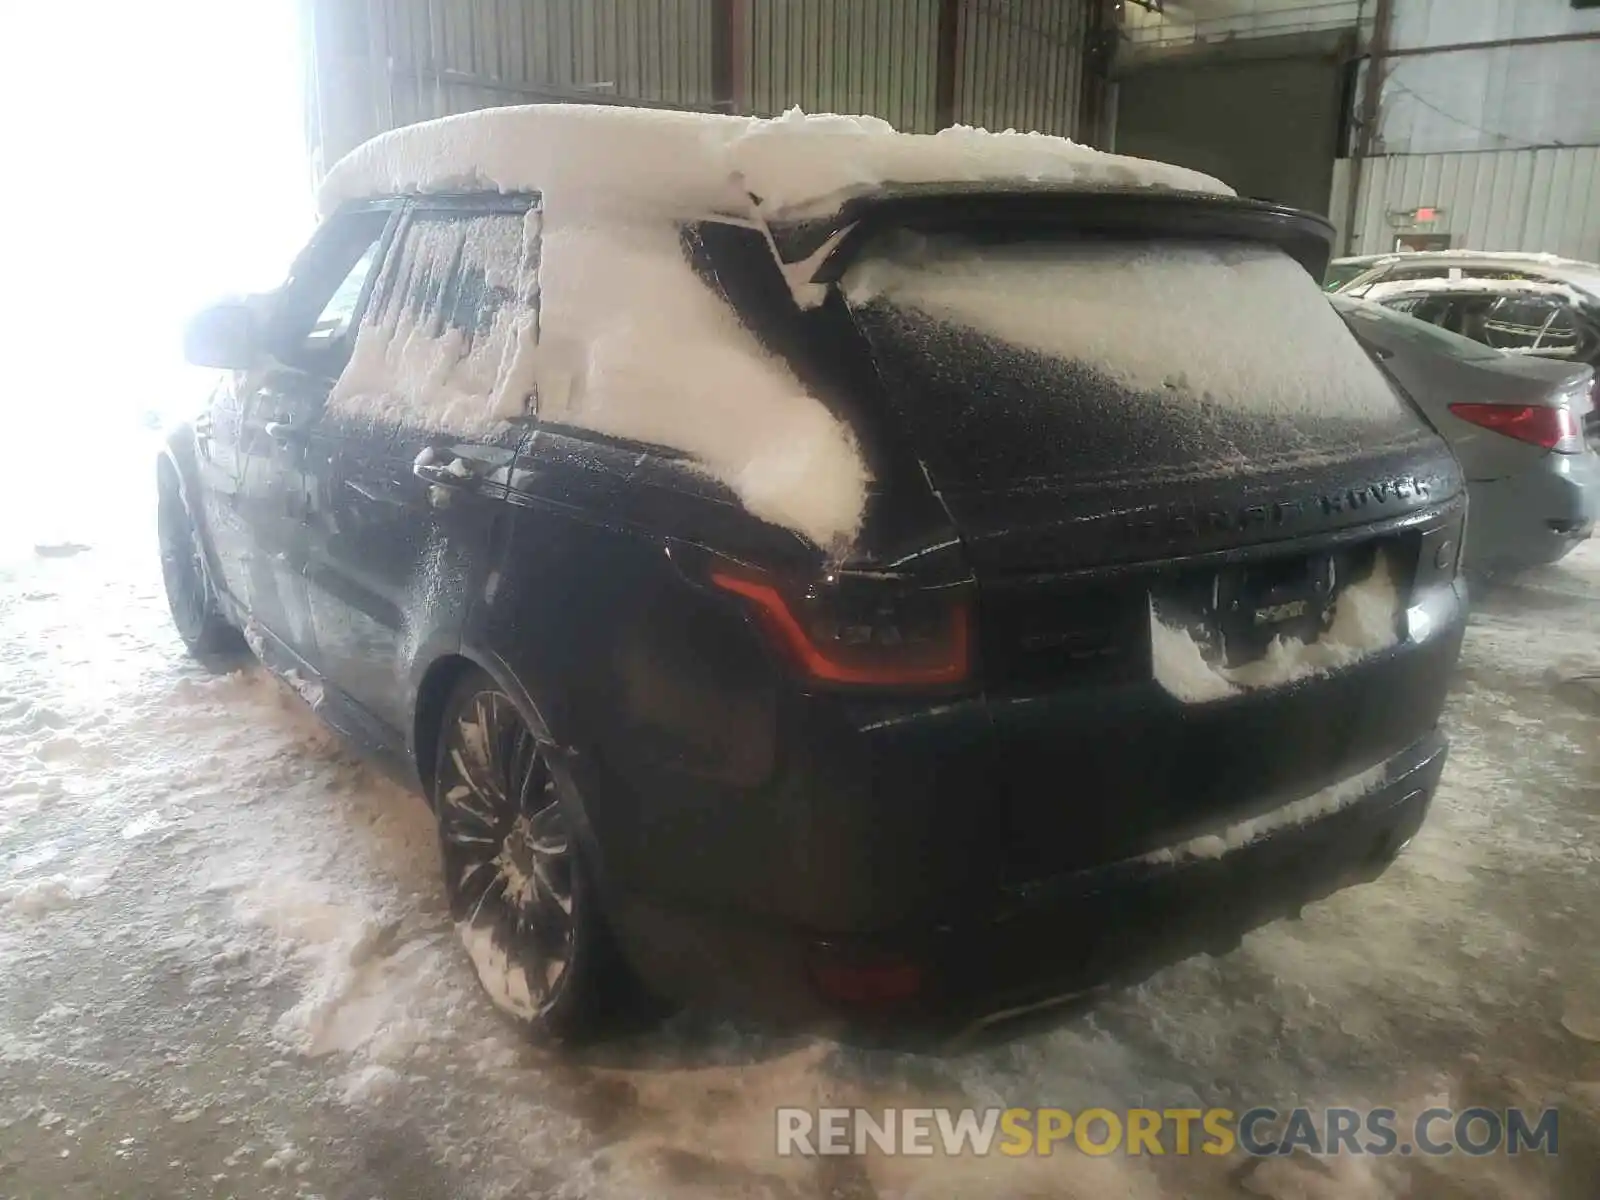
[{"xmin": 2, "ymin": 445, "xmax": 1599, "ymax": 1199}]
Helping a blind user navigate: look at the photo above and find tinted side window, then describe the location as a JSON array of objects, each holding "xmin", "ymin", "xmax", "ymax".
[
  {"xmin": 307, "ymin": 241, "xmax": 382, "ymax": 355},
  {"xmin": 355, "ymin": 201, "xmax": 543, "ymax": 417},
  {"xmin": 274, "ymin": 208, "xmax": 393, "ymax": 376},
  {"xmin": 1407, "ymin": 296, "xmax": 1455, "ymax": 328}
]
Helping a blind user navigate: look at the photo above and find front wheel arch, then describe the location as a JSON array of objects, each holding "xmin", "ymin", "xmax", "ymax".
[{"xmin": 156, "ymin": 455, "xmax": 243, "ymax": 660}]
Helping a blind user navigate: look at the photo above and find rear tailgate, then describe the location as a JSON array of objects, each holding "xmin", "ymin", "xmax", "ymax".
[{"xmin": 840, "ymin": 205, "xmax": 1464, "ymax": 875}]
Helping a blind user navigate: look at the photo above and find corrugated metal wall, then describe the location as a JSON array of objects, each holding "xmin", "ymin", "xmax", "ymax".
[
  {"xmin": 1329, "ymin": 148, "xmax": 1600, "ymax": 260},
  {"xmin": 740, "ymin": 0, "xmax": 1089, "ymax": 137},
  {"xmin": 306, "ymin": 0, "xmax": 1096, "ymax": 173},
  {"xmin": 741, "ymin": 0, "xmax": 941, "ymax": 131},
  {"xmin": 954, "ymin": 0, "xmax": 1085, "ymax": 135},
  {"xmin": 372, "ymin": 0, "xmax": 717, "ymax": 119},
  {"xmin": 306, "ymin": 0, "xmax": 717, "ymax": 171}
]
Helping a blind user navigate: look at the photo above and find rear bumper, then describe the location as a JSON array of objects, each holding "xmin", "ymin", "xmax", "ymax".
[
  {"xmin": 1466, "ymin": 453, "xmax": 1600, "ymax": 571},
  {"xmin": 609, "ymin": 730, "xmax": 1447, "ymax": 1032},
  {"xmin": 939, "ymin": 731, "xmax": 1444, "ymax": 1031}
]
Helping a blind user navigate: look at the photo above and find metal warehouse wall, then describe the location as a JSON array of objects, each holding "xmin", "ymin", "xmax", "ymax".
[
  {"xmin": 1113, "ymin": 32, "xmax": 1352, "ymax": 215},
  {"xmin": 740, "ymin": 0, "xmax": 1089, "ymax": 136},
  {"xmin": 1380, "ymin": 0, "xmax": 1600, "ymax": 155},
  {"xmin": 1326, "ymin": 0, "xmax": 1600, "ymax": 258},
  {"xmin": 304, "ymin": 0, "xmax": 718, "ymax": 172},
  {"xmin": 740, "ymin": 0, "xmax": 941, "ymax": 131},
  {"xmin": 1330, "ymin": 147, "xmax": 1600, "ymax": 261},
  {"xmin": 953, "ymin": 0, "xmax": 1085, "ymax": 135},
  {"xmin": 306, "ymin": 0, "xmax": 1096, "ymax": 173}
]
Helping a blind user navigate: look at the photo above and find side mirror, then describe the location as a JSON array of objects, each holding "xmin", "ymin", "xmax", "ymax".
[{"xmin": 183, "ymin": 300, "xmax": 259, "ymax": 370}]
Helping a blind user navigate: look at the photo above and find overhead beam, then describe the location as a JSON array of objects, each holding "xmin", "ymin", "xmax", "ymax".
[{"xmin": 1378, "ymin": 30, "xmax": 1600, "ymax": 59}]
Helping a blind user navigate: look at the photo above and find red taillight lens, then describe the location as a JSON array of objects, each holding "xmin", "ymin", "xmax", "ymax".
[
  {"xmin": 807, "ymin": 945, "xmax": 924, "ymax": 1007},
  {"xmin": 1448, "ymin": 402, "xmax": 1583, "ymax": 452},
  {"xmin": 711, "ymin": 569, "xmax": 971, "ymax": 687}
]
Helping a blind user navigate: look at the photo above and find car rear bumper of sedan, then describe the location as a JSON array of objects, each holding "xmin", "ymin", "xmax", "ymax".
[
  {"xmin": 1467, "ymin": 451, "xmax": 1600, "ymax": 571},
  {"xmin": 608, "ymin": 730, "xmax": 1448, "ymax": 1036}
]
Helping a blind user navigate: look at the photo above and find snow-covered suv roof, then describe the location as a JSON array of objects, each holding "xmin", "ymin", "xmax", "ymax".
[
  {"xmin": 317, "ymin": 105, "xmax": 1241, "ymax": 554},
  {"xmin": 318, "ymin": 103, "xmax": 1232, "ymax": 222}
]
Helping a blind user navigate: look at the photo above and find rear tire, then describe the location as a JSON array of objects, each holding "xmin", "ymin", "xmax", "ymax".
[
  {"xmin": 158, "ymin": 468, "xmax": 243, "ymax": 659},
  {"xmin": 432, "ymin": 669, "xmax": 636, "ymax": 1042}
]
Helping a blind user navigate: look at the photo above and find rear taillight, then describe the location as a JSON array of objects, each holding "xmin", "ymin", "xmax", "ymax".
[
  {"xmin": 711, "ymin": 569, "xmax": 972, "ymax": 687},
  {"xmin": 807, "ymin": 944, "xmax": 924, "ymax": 1008},
  {"xmin": 1448, "ymin": 402, "xmax": 1584, "ymax": 452}
]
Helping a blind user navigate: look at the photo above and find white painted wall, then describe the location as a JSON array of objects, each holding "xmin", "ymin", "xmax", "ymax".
[
  {"xmin": 1380, "ymin": 0, "xmax": 1600, "ymax": 154},
  {"xmin": 1330, "ymin": 147, "xmax": 1600, "ymax": 260}
]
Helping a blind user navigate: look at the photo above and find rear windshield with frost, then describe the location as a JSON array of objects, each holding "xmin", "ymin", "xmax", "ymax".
[{"xmin": 844, "ymin": 233, "xmax": 1425, "ymax": 490}]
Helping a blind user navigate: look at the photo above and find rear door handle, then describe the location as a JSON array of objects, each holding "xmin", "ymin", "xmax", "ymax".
[
  {"xmin": 412, "ymin": 450, "xmax": 478, "ymax": 487},
  {"xmin": 412, "ymin": 460, "xmax": 476, "ymax": 485},
  {"xmin": 265, "ymin": 420, "xmax": 308, "ymax": 447}
]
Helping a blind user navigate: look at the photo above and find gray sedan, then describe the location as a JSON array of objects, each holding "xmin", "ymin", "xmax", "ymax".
[{"xmin": 1334, "ymin": 294, "xmax": 1599, "ymax": 572}]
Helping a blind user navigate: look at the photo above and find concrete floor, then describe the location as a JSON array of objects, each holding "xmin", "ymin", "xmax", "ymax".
[{"xmin": 2, "ymin": 474, "xmax": 1597, "ymax": 1199}]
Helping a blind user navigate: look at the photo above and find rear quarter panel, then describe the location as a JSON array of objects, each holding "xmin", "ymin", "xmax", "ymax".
[{"xmin": 468, "ymin": 427, "xmax": 848, "ymax": 916}]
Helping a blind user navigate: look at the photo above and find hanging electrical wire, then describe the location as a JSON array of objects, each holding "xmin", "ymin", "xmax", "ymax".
[{"xmin": 1385, "ymin": 79, "xmax": 1557, "ymax": 151}]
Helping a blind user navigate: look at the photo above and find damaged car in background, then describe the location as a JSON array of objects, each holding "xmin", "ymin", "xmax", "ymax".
[
  {"xmin": 1336, "ymin": 294, "xmax": 1598, "ymax": 572},
  {"xmin": 160, "ymin": 105, "xmax": 1467, "ymax": 1041}
]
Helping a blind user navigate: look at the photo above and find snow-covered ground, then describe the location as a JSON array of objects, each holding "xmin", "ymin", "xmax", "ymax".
[{"xmin": 3, "ymin": 448, "xmax": 1598, "ymax": 1198}]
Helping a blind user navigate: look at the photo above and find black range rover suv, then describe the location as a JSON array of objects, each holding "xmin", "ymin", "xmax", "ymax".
[{"xmin": 164, "ymin": 131, "xmax": 1466, "ymax": 1040}]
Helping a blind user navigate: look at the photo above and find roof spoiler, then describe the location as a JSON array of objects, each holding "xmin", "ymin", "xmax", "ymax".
[{"xmin": 762, "ymin": 184, "xmax": 1337, "ymax": 292}]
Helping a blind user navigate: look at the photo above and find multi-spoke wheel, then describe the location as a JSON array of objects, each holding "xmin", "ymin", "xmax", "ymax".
[
  {"xmin": 158, "ymin": 464, "xmax": 242, "ymax": 658},
  {"xmin": 433, "ymin": 670, "xmax": 627, "ymax": 1040}
]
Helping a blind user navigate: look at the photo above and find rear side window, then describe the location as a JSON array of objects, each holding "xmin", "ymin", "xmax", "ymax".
[
  {"xmin": 845, "ymin": 234, "xmax": 1422, "ymax": 488},
  {"xmin": 1525, "ymin": 304, "xmax": 1597, "ymax": 360},
  {"xmin": 1409, "ymin": 296, "xmax": 1455, "ymax": 327},
  {"xmin": 1336, "ymin": 297, "xmax": 1504, "ymax": 363},
  {"xmin": 1482, "ymin": 296, "xmax": 1561, "ymax": 353},
  {"xmin": 336, "ymin": 201, "xmax": 543, "ymax": 425},
  {"xmin": 1324, "ymin": 261, "xmax": 1375, "ymax": 291}
]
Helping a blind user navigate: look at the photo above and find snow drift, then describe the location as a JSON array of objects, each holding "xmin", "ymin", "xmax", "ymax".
[
  {"xmin": 316, "ymin": 103, "xmax": 1232, "ymax": 223},
  {"xmin": 1151, "ymin": 552, "xmax": 1404, "ymax": 704}
]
